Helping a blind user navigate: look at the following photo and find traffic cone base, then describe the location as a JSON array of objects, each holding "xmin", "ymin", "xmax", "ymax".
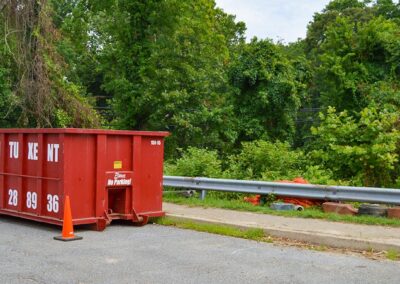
[
  {"xmin": 54, "ymin": 195, "xmax": 82, "ymax": 242},
  {"xmin": 54, "ymin": 235, "xmax": 83, "ymax": 242}
]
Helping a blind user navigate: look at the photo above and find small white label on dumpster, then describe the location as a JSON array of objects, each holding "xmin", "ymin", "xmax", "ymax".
[
  {"xmin": 106, "ymin": 171, "xmax": 132, "ymax": 187},
  {"xmin": 151, "ymin": 140, "xmax": 161, "ymax": 146}
]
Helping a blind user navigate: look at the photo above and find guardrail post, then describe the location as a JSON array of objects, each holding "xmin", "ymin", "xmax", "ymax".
[{"xmin": 199, "ymin": 190, "xmax": 207, "ymax": 200}]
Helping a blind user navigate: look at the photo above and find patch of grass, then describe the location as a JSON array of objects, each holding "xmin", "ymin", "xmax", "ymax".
[
  {"xmin": 164, "ymin": 195, "xmax": 400, "ymax": 227},
  {"xmin": 311, "ymin": 245, "xmax": 328, "ymax": 252},
  {"xmin": 386, "ymin": 249, "xmax": 399, "ymax": 261},
  {"xmin": 154, "ymin": 216, "xmax": 266, "ymax": 241}
]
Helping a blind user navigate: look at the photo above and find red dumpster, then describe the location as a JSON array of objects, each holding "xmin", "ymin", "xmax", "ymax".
[{"xmin": 0, "ymin": 128, "xmax": 169, "ymax": 230}]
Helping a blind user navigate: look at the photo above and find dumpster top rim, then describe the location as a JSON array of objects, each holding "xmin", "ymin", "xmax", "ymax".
[{"xmin": 0, "ymin": 128, "xmax": 170, "ymax": 137}]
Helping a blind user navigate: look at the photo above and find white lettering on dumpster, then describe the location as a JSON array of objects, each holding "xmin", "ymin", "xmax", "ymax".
[
  {"xmin": 107, "ymin": 172, "xmax": 132, "ymax": 187},
  {"xmin": 46, "ymin": 194, "xmax": 59, "ymax": 213},
  {"xmin": 8, "ymin": 189, "xmax": 18, "ymax": 206},
  {"xmin": 9, "ymin": 141, "xmax": 19, "ymax": 159},
  {"xmin": 47, "ymin": 144, "xmax": 59, "ymax": 162},
  {"xmin": 28, "ymin": 142, "xmax": 39, "ymax": 160},
  {"xmin": 26, "ymin": 191, "xmax": 38, "ymax": 209},
  {"xmin": 151, "ymin": 140, "xmax": 161, "ymax": 146},
  {"xmin": 115, "ymin": 172, "xmax": 126, "ymax": 179}
]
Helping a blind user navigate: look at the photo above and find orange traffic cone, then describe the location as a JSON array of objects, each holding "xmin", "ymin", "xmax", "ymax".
[{"xmin": 54, "ymin": 196, "xmax": 82, "ymax": 241}]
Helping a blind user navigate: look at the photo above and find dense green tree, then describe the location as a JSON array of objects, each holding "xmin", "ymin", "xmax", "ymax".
[
  {"xmin": 305, "ymin": 0, "xmax": 372, "ymax": 54},
  {"xmin": 51, "ymin": 0, "xmax": 112, "ymax": 120},
  {"xmin": 56, "ymin": 0, "xmax": 244, "ymax": 155},
  {"xmin": 306, "ymin": 0, "xmax": 400, "ymax": 112},
  {"xmin": 131, "ymin": 0, "xmax": 240, "ymax": 155},
  {"xmin": 316, "ymin": 16, "xmax": 400, "ymax": 111},
  {"xmin": 374, "ymin": 0, "xmax": 400, "ymax": 20},
  {"xmin": 0, "ymin": 0, "xmax": 100, "ymax": 128},
  {"xmin": 0, "ymin": 67, "xmax": 18, "ymax": 127},
  {"xmin": 283, "ymin": 40, "xmax": 314, "ymax": 146},
  {"xmin": 229, "ymin": 39, "xmax": 304, "ymax": 143},
  {"xmin": 0, "ymin": 9, "xmax": 19, "ymax": 127}
]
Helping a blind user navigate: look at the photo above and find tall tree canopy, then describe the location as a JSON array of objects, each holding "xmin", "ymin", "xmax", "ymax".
[
  {"xmin": 0, "ymin": 0, "xmax": 99, "ymax": 127},
  {"xmin": 229, "ymin": 39, "xmax": 305, "ymax": 143},
  {"xmin": 306, "ymin": 0, "xmax": 400, "ymax": 112},
  {"xmin": 55, "ymin": 0, "xmax": 245, "ymax": 155}
]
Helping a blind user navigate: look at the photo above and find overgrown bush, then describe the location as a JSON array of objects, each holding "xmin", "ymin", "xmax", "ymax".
[
  {"xmin": 309, "ymin": 106, "xmax": 400, "ymax": 187},
  {"xmin": 164, "ymin": 147, "xmax": 222, "ymax": 178},
  {"xmin": 224, "ymin": 140, "xmax": 307, "ymax": 181},
  {"xmin": 163, "ymin": 147, "xmax": 243, "ymax": 199},
  {"xmin": 302, "ymin": 165, "xmax": 348, "ymax": 186}
]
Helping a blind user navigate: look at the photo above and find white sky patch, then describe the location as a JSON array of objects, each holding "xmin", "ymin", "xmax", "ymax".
[{"xmin": 215, "ymin": 0, "xmax": 332, "ymax": 43}]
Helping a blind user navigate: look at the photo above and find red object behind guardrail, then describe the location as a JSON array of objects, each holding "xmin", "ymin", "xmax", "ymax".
[
  {"xmin": 276, "ymin": 178, "xmax": 322, "ymax": 208},
  {"xmin": 244, "ymin": 177, "xmax": 323, "ymax": 207}
]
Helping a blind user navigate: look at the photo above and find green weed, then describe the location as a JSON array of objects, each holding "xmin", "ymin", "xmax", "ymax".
[
  {"xmin": 386, "ymin": 249, "xmax": 399, "ymax": 261},
  {"xmin": 153, "ymin": 216, "xmax": 266, "ymax": 241},
  {"xmin": 164, "ymin": 195, "xmax": 400, "ymax": 227}
]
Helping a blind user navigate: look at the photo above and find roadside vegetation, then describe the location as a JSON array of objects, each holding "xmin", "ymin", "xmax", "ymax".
[
  {"xmin": 386, "ymin": 249, "xmax": 400, "ymax": 261},
  {"xmin": 163, "ymin": 194, "xmax": 400, "ymax": 227},
  {"xmin": 154, "ymin": 216, "xmax": 266, "ymax": 241}
]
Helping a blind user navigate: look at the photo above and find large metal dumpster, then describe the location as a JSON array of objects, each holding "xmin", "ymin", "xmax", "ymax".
[{"xmin": 0, "ymin": 128, "xmax": 168, "ymax": 230}]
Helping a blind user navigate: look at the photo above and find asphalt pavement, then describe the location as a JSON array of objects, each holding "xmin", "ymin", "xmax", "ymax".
[{"xmin": 1, "ymin": 215, "xmax": 400, "ymax": 284}]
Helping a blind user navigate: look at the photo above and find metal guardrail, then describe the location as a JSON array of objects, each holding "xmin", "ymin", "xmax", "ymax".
[{"xmin": 163, "ymin": 176, "xmax": 400, "ymax": 205}]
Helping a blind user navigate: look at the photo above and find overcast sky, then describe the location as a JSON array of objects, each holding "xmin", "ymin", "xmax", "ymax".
[{"xmin": 215, "ymin": 0, "xmax": 332, "ymax": 43}]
